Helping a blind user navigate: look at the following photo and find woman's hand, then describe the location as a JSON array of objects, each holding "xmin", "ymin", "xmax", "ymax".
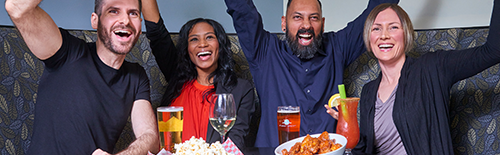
[
  {"xmin": 324, "ymin": 104, "xmax": 339, "ymax": 120},
  {"xmin": 92, "ymin": 149, "xmax": 111, "ymax": 155}
]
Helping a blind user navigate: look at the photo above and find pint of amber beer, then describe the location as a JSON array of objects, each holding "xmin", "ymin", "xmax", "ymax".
[
  {"xmin": 157, "ymin": 106, "xmax": 183, "ymax": 151},
  {"xmin": 277, "ymin": 106, "xmax": 300, "ymax": 144}
]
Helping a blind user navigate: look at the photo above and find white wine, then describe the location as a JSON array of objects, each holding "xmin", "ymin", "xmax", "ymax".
[
  {"xmin": 209, "ymin": 117, "xmax": 236, "ymax": 135},
  {"xmin": 209, "ymin": 93, "xmax": 237, "ymax": 143}
]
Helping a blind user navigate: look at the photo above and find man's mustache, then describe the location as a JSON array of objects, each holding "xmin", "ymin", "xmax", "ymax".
[{"xmin": 296, "ymin": 28, "xmax": 314, "ymax": 36}]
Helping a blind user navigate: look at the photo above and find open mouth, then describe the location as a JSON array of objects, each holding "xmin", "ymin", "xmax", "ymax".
[
  {"xmin": 114, "ymin": 30, "xmax": 132, "ymax": 39},
  {"xmin": 378, "ymin": 44, "xmax": 394, "ymax": 51},
  {"xmin": 197, "ymin": 51, "xmax": 212, "ymax": 60},
  {"xmin": 298, "ymin": 33, "xmax": 313, "ymax": 45}
]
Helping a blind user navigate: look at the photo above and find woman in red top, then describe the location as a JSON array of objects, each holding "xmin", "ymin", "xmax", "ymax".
[{"xmin": 142, "ymin": 0, "xmax": 257, "ymax": 149}]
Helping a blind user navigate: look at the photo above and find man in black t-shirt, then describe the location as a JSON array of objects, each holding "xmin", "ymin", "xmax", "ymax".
[{"xmin": 5, "ymin": 0, "xmax": 160, "ymax": 154}]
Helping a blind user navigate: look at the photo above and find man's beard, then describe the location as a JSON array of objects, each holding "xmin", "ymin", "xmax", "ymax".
[
  {"xmin": 286, "ymin": 27, "xmax": 323, "ymax": 60},
  {"xmin": 97, "ymin": 21, "xmax": 138, "ymax": 55}
]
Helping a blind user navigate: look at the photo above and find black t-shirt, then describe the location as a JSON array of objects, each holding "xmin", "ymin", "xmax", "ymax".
[{"xmin": 27, "ymin": 29, "xmax": 150, "ymax": 154}]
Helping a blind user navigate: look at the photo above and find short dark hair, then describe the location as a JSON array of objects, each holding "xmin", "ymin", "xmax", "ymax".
[
  {"xmin": 287, "ymin": 0, "xmax": 322, "ymax": 11},
  {"xmin": 94, "ymin": 0, "xmax": 142, "ymax": 16}
]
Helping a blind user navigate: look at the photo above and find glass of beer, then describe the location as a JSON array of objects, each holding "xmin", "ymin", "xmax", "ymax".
[
  {"xmin": 277, "ymin": 106, "xmax": 300, "ymax": 144},
  {"xmin": 157, "ymin": 106, "xmax": 183, "ymax": 152}
]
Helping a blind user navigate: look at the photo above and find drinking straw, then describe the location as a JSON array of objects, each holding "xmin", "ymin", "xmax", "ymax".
[{"xmin": 338, "ymin": 84, "xmax": 347, "ymax": 99}]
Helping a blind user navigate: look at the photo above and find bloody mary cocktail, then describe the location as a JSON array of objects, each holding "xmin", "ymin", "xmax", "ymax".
[{"xmin": 336, "ymin": 97, "xmax": 360, "ymax": 153}]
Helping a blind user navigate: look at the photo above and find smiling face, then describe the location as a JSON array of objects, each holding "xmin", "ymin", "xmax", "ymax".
[
  {"xmin": 187, "ymin": 22, "xmax": 220, "ymax": 74},
  {"xmin": 282, "ymin": 0, "xmax": 324, "ymax": 59},
  {"xmin": 92, "ymin": 0, "xmax": 142, "ymax": 55},
  {"xmin": 369, "ymin": 8, "xmax": 406, "ymax": 64}
]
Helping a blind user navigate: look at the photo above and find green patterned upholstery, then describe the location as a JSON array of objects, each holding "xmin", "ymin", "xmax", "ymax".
[{"xmin": 0, "ymin": 25, "xmax": 496, "ymax": 154}]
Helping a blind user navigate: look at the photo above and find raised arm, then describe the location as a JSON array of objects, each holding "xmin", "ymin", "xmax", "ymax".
[
  {"xmin": 332, "ymin": 0, "xmax": 399, "ymax": 67},
  {"xmin": 225, "ymin": 0, "xmax": 269, "ymax": 62},
  {"xmin": 142, "ymin": 0, "xmax": 178, "ymax": 81},
  {"xmin": 5, "ymin": 0, "xmax": 62, "ymax": 60},
  {"xmin": 142, "ymin": 0, "xmax": 160, "ymax": 23},
  {"xmin": 441, "ymin": 0, "xmax": 500, "ymax": 83}
]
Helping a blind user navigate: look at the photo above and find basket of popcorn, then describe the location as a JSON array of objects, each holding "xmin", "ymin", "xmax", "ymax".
[{"xmin": 151, "ymin": 136, "xmax": 242, "ymax": 155}]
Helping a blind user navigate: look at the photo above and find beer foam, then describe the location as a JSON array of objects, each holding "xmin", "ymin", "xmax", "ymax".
[
  {"xmin": 277, "ymin": 110, "xmax": 300, "ymax": 113},
  {"xmin": 157, "ymin": 106, "xmax": 183, "ymax": 112}
]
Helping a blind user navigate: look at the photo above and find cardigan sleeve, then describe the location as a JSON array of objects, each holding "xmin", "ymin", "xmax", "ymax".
[
  {"xmin": 437, "ymin": 0, "xmax": 500, "ymax": 83},
  {"xmin": 145, "ymin": 17, "xmax": 178, "ymax": 81}
]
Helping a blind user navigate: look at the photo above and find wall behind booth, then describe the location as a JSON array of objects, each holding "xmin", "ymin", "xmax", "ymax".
[
  {"xmin": 0, "ymin": 0, "xmax": 283, "ymax": 33},
  {"xmin": 1, "ymin": 0, "xmax": 493, "ymax": 32},
  {"xmin": 314, "ymin": 0, "xmax": 493, "ymax": 31}
]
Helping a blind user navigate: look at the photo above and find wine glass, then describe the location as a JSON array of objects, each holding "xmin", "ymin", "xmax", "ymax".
[{"xmin": 209, "ymin": 93, "xmax": 237, "ymax": 143}]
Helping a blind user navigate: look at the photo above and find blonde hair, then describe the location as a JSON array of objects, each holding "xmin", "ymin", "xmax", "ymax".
[{"xmin": 363, "ymin": 3, "xmax": 414, "ymax": 53}]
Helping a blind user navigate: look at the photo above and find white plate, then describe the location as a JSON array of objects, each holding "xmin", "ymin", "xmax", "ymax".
[{"xmin": 274, "ymin": 133, "xmax": 347, "ymax": 155}]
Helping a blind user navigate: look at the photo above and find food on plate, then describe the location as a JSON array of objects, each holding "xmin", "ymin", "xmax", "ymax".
[
  {"xmin": 173, "ymin": 136, "xmax": 233, "ymax": 155},
  {"xmin": 281, "ymin": 131, "xmax": 343, "ymax": 155}
]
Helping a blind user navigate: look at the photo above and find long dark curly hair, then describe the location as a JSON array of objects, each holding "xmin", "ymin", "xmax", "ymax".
[{"xmin": 161, "ymin": 18, "xmax": 238, "ymax": 106}]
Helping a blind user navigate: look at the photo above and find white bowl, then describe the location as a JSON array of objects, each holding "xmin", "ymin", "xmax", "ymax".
[{"xmin": 274, "ymin": 133, "xmax": 347, "ymax": 155}]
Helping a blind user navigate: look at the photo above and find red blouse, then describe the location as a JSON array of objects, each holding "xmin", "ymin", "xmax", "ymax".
[{"xmin": 171, "ymin": 80, "xmax": 214, "ymax": 142}]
